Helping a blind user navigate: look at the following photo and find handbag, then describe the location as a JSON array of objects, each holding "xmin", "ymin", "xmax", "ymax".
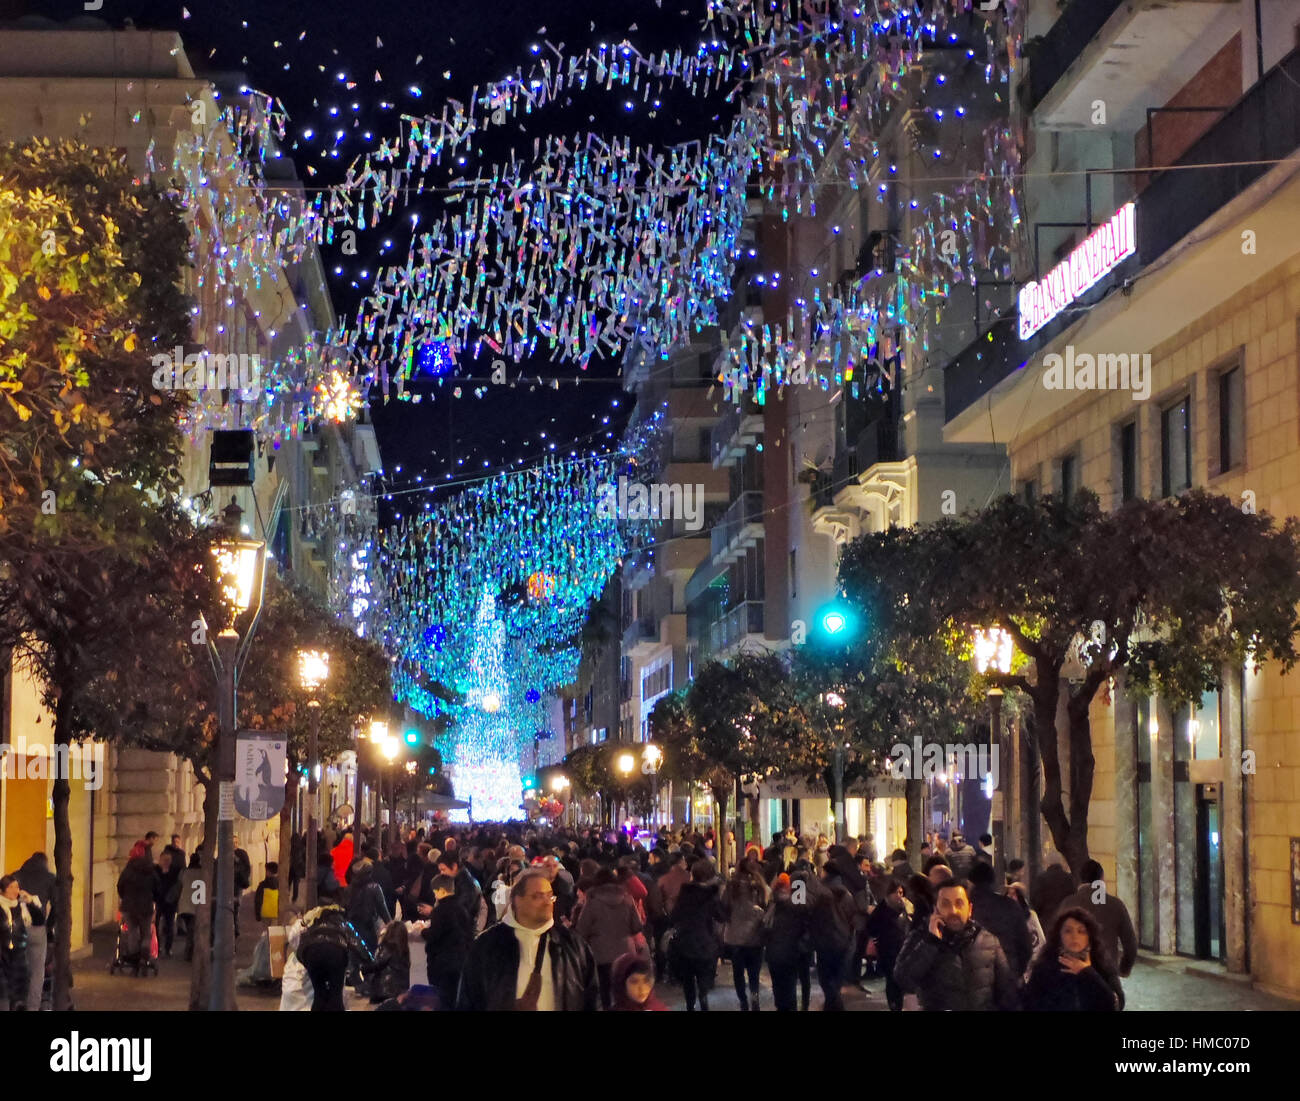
[{"xmin": 515, "ymin": 931, "xmax": 548, "ymax": 1011}]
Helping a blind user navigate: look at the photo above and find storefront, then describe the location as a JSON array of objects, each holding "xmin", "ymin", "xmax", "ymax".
[{"xmin": 757, "ymin": 774, "xmax": 906, "ymax": 862}]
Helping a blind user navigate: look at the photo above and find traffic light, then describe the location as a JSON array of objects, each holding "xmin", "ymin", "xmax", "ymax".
[
  {"xmin": 815, "ymin": 600, "xmax": 857, "ymax": 642},
  {"xmin": 404, "ymin": 729, "xmax": 421, "ymax": 746}
]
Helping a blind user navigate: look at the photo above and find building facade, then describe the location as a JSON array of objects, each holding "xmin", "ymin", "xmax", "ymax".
[{"xmin": 943, "ymin": 0, "xmax": 1300, "ymax": 998}]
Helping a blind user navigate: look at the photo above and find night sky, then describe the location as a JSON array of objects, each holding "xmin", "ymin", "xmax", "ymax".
[{"xmin": 1, "ymin": 0, "xmax": 737, "ymax": 516}]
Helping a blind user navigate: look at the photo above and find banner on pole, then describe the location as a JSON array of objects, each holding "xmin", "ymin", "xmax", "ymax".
[{"xmin": 235, "ymin": 731, "xmax": 286, "ymax": 821}]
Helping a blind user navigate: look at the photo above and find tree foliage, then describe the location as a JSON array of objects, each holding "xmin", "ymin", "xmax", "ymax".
[{"xmin": 838, "ymin": 489, "xmax": 1300, "ymax": 872}]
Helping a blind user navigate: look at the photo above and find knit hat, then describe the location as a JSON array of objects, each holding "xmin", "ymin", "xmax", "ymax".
[{"xmin": 774, "ymin": 873, "xmax": 792, "ymax": 890}]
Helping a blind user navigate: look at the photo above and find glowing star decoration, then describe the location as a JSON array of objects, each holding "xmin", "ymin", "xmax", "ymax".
[
  {"xmin": 317, "ymin": 368, "xmax": 363, "ymax": 423},
  {"xmin": 526, "ymin": 571, "xmax": 556, "ymax": 601}
]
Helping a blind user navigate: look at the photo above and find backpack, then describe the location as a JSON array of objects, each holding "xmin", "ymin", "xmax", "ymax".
[{"xmin": 262, "ymin": 887, "xmax": 279, "ymax": 922}]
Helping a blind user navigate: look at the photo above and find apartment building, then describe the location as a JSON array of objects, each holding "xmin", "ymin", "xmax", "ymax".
[{"xmin": 943, "ymin": 0, "xmax": 1300, "ymax": 998}]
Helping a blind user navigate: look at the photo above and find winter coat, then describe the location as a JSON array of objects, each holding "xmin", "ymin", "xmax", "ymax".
[
  {"xmin": 574, "ymin": 883, "xmax": 644, "ymax": 965},
  {"xmin": 807, "ymin": 878, "xmax": 856, "ymax": 955},
  {"xmin": 156, "ymin": 863, "xmax": 182, "ymax": 913},
  {"xmin": 361, "ymin": 942, "xmax": 411, "ymax": 1002},
  {"xmin": 1030, "ymin": 865, "xmax": 1076, "ymax": 929},
  {"xmin": 15, "ymin": 857, "xmax": 53, "ymax": 933},
  {"xmin": 0, "ymin": 896, "xmax": 32, "ymax": 1002},
  {"xmin": 456, "ymin": 919, "xmax": 598, "ymax": 1012},
  {"xmin": 971, "ymin": 885, "xmax": 1034, "ymax": 977},
  {"xmin": 945, "ymin": 841, "xmax": 979, "ymax": 881},
  {"xmin": 369, "ymin": 862, "xmax": 398, "ymax": 920},
  {"xmin": 894, "ymin": 919, "xmax": 1022, "ymax": 1011},
  {"xmin": 761, "ymin": 898, "xmax": 811, "ymax": 967},
  {"xmin": 864, "ymin": 902, "xmax": 909, "ymax": 970},
  {"xmin": 1025, "ymin": 956, "xmax": 1123, "ymax": 1011},
  {"xmin": 295, "ymin": 908, "xmax": 373, "ymax": 967},
  {"xmin": 345, "ymin": 881, "xmax": 391, "ymax": 949},
  {"xmin": 331, "ymin": 837, "xmax": 354, "ymax": 887},
  {"xmin": 116, "ymin": 855, "xmax": 158, "ymax": 922},
  {"xmin": 177, "ymin": 866, "xmax": 204, "ymax": 917},
  {"xmin": 610, "ymin": 952, "xmax": 667, "ymax": 1011},
  {"xmin": 657, "ymin": 864, "xmax": 691, "ymax": 915},
  {"xmin": 423, "ymin": 897, "xmax": 474, "ymax": 986},
  {"xmin": 722, "ymin": 880, "xmax": 768, "ymax": 948},
  {"xmin": 668, "ymin": 881, "xmax": 726, "ymax": 962}
]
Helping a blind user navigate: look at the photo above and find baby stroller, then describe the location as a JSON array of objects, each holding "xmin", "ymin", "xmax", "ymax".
[{"xmin": 109, "ymin": 907, "xmax": 159, "ymax": 977}]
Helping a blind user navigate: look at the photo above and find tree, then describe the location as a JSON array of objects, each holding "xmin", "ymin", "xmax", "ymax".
[
  {"xmin": 0, "ymin": 139, "xmax": 192, "ymax": 1009},
  {"xmin": 839, "ymin": 490, "xmax": 1300, "ymax": 874}
]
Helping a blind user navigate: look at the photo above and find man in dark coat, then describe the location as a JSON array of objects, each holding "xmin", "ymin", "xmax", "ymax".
[
  {"xmin": 456, "ymin": 868, "xmax": 597, "ymax": 1011},
  {"xmin": 1061, "ymin": 859, "xmax": 1138, "ymax": 977},
  {"xmin": 894, "ymin": 879, "xmax": 1021, "ymax": 1011},
  {"xmin": 1030, "ymin": 857, "xmax": 1076, "ymax": 930},
  {"xmin": 968, "ymin": 859, "xmax": 1033, "ymax": 977},
  {"xmin": 435, "ymin": 851, "xmax": 482, "ymax": 927}
]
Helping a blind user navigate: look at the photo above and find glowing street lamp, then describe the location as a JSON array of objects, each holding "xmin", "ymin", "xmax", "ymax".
[
  {"xmin": 207, "ymin": 498, "xmax": 265, "ymax": 1012},
  {"xmin": 971, "ymin": 625, "xmax": 1015, "ymax": 876},
  {"xmin": 616, "ymin": 752, "xmax": 635, "ymax": 776},
  {"xmin": 297, "ymin": 648, "xmax": 330, "ymax": 912}
]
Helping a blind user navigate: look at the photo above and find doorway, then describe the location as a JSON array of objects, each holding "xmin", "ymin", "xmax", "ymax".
[{"xmin": 1194, "ymin": 784, "xmax": 1225, "ymax": 961}]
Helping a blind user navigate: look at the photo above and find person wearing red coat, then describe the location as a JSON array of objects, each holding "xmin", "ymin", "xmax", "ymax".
[
  {"xmin": 610, "ymin": 952, "xmax": 667, "ymax": 1011},
  {"xmin": 332, "ymin": 832, "xmax": 355, "ymax": 888}
]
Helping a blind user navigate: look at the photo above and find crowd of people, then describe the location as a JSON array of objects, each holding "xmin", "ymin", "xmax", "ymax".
[{"xmin": 265, "ymin": 820, "xmax": 1139, "ymax": 1013}]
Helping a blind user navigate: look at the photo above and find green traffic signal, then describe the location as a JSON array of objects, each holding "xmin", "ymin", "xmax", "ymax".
[{"xmin": 404, "ymin": 729, "xmax": 420, "ymax": 746}]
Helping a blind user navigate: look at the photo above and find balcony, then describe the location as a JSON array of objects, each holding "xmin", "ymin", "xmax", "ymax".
[
  {"xmin": 710, "ymin": 396, "xmax": 763, "ymax": 467},
  {"xmin": 709, "ymin": 491, "xmax": 763, "ymax": 563},
  {"xmin": 622, "ymin": 616, "xmax": 659, "ymax": 657},
  {"xmin": 708, "ymin": 601, "xmax": 765, "ymax": 658},
  {"xmin": 1026, "ymin": 0, "xmax": 1237, "ymax": 129},
  {"xmin": 947, "ymin": 45, "xmax": 1300, "ymax": 430},
  {"xmin": 1139, "ymin": 45, "xmax": 1300, "ymax": 268}
]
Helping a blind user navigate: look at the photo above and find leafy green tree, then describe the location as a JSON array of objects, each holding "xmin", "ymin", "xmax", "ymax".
[
  {"xmin": 839, "ymin": 490, "xmax": 1300, "ymax": 874},
  {"xmin": 0, "ymin": 139, "xmax": 192, "ymax": 1009}
]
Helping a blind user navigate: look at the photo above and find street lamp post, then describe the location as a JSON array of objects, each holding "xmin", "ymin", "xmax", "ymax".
[
  {"xmin": 382, "ymin": 735, "xmax": 400, "ymax": 847},
  {"xmin": 616, "ymin": 751, "xmax": 635, "ymax": 831},
  {"xmin": 298, "ymin": 649, "xmax": 330, "ymax": 911},
  {"xmin": 823, "ymin": 691, "xmax": 847, "ymax": 844},
  {"xmin": 973, "ymin": 626, "xmax": 1014, "ymax": 879},
  {"xmin": 364, "ymin": 720, "xmax": 388, "ymax": 853},
  {"xmin": 209, "ymin": 499, "xmax": 266, "ymax": 1013},
  {"xmin": 642, "ymin": 744, "xmax": 662, "ymax": 831}
]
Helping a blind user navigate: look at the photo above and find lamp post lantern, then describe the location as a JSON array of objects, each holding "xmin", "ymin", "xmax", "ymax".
[
  {"xmin": 972, "ymin": 626, "xmax": 1014, "ymax": 877},
  {"xmin": 298, "ymin": 648, "xmax": 330, "ymax": 910},
  {"xmin": 208, "ymin": 498, "xmax": 266, "ymax": 1012},
  {"xmin": 822, "ymin": 691, "xmax": 848, "ymax": 844}
]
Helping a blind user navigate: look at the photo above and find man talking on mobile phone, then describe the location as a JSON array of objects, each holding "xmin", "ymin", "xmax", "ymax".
[{"xmin": 893, "ymin": 879, "xmax": 1021, "ymax": 1011}]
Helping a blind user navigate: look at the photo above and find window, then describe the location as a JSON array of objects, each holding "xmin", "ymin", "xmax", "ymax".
[
  {"xmin": 1059, "ymin": 453, "xmax": 1078, "ymax": 505},
  {"xmin": 1119, "ymin": 420, "xmax": 1138, "ymax": 502},
  {"xmin": 1217, "ymin": 366, "xmax": 1245, "ymax": 473},
  {"xmin": 1161, "ymin": 396, "xmax": 1192, "ymax": 496}
]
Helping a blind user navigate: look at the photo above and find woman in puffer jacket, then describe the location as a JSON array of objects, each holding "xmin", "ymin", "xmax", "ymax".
[{"xmin": 722, "ymin": 866, "xmax": 769, "ymax": 1011}]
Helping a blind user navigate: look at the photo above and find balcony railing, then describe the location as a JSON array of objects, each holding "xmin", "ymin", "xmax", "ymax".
[
  {"xmin": 710, "ymin": 490, "xmax": 763, "ymax": 561},
  {"xmin": 947, "ymin": 45, "xmax": 1300, "ymax": 424},
  {"xmin": 708, "ymin": 601, "xmax": 765, "ymax": 656},
  {"xmin": 1138, "ymin": 45, "xmax": 1300, "ymax": 267},
  {"xmin": 710, "ymin": 394, "xmax": 763, "ymax": 465},
  {"xmin": 1025, "ymin": 0, "xmax": 1126, "ymax": 113},
  {"xmin": 621, "ymin": 616, "xmax": 658, "ymax": 653}
]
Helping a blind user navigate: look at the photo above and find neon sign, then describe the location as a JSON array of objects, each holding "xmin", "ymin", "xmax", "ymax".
[{"xmin": 1019, "ymin": 203, "xmax": 1136, "ymax": 340}]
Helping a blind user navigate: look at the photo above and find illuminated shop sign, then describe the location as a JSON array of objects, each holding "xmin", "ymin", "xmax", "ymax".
[{"xmin": 1019, "ymin": 203, "xmax": 1136, "ymax": 340}]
